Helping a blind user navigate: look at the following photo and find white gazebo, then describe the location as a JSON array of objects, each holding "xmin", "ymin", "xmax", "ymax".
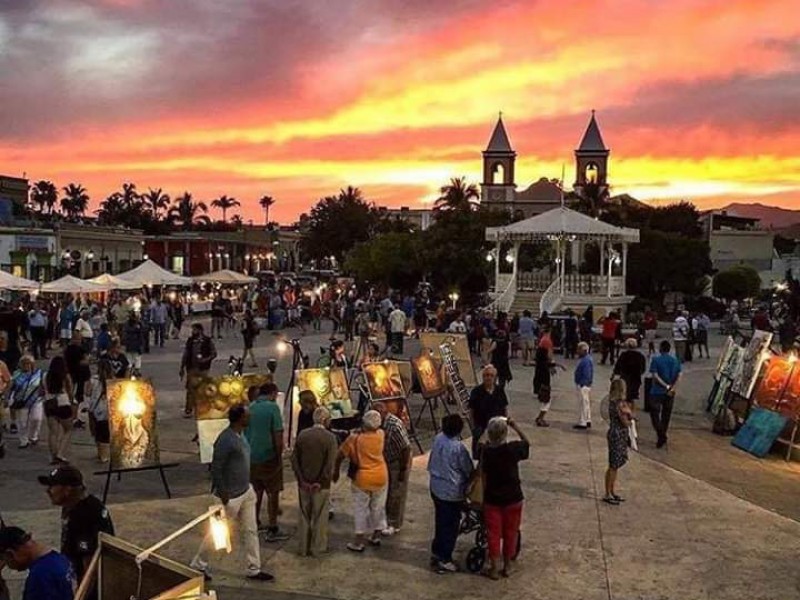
[{"xmin": 485, "ymin": 206, "xmax": 640, "ymax": 316}]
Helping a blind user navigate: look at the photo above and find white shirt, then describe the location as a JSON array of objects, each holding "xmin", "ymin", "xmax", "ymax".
[
  {"xmin": 75, "ymin": 317, "xmax": 94, "ymax": 339},
  {"xmin": 448, "ymin": 320, "xmax": 467, "ymax": 334},
  {"xmin": 389, "ymin": 308, "xmax": 407, "ymax": 333},
  {"xmin": 672, "ymin": 316, "xmax": 688, "ymax": 342}
]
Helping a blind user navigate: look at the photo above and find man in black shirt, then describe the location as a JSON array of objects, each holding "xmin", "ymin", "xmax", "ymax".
[
  {"xmin": 63, "ymin": 331, "xmax": 90, "ymax": 428},
  {"xmin": 38, "ymin": 465, "xmax": 114, "ymax": 600},
  {"xmin": 180, "ymin": 323, "xmax": 217, "ymax": 417},
  {"xmin": 467, "ymin": 365, "xmax": 508, "ymax": 457},
  {"xmin": 613, "ymin": 338, "xmax": 647, "ymax": 405}
]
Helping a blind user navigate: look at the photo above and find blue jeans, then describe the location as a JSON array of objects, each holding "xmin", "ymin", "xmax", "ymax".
[{"xmin": 431, "ymin": 492, "xmax": 462, "ymax": 563}]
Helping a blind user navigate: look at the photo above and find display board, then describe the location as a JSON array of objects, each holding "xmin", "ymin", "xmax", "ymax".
[
  {"xmin": 732, "ymin": 407, "xmax": 789, "ymax": 458},
  {"xmin": 363, "ymin": 361, "xmax": 405, "ymax": 400},
  {"xmin": 419, "ymin": 332, "xmax": 477, "ymax": 387},
  {"xmin": 412, "ymin": 354, "xmax": 446, "ymax": 399},
  {"xmin": 730, "ymin": 330, "xmax": 773, "ymax": 398},
  {"xmin": 295, "ymin": 367, "xmax": 353, "ymax": 418},
  {"xmin": 107, "ymin": 379, "xmax": 160, "ymax": 470},
  {"xmin": 192, "ymin": 373, "xmax": 272, "ymax": 420}
]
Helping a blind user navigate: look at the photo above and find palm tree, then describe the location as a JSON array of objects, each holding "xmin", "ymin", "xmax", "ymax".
[
  {"xmin": 31, "ymin": 180, "xmax": 58, "ymax": 215},
  {"xmin": 120, "ymin": 182, "xmax": 141, "ymax": 212},
  {"xmin": 259, "ymin": 195, "xmax": 275, "ymax": 227},
  {"xmin": 574, "ymin": 182, "xmax": 610, "ymax": 219},
  {"xmin": 433, "ymin": 177, "xmax": 480, "ymax": 213},
  {"xmin": 210, "ymin": 195, "xmax": 241, "ymax": 223},
  {"xmin": 142, "ymin": 188, "xmax": 170, "ymax": 220},
  {"xmin": 170, "ymin": 192, "xmax": 210, "ymax": 231},
  {"xmin": 96, "ymin": 192, "xmax": 125, "ymax": 224},
  {"xmin": 60, "ymin": 183, "xmax": 90, "ymax": 221}
]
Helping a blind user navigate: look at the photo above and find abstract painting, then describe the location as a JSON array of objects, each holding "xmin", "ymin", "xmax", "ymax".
[
  {"xmin": 732, "ymin": 407, "xmax": 788, "ymax": 458},
  {"xmin": 363, "ymin": 361, "xmax": 405, "ymax": 400},
  {"xmin": 412, "ymin": 354, "xmax": 446, "ymax": 398},
  {"xmin": 775, "ymin": 361, "xmax": 800, "ymax": 420},
  {"xmin": 295, "ymin": 368, "xmax": 352, "ymax": 417},
  {"xmin": 419, "ymin": 332, "xmax": 476, "ymax": 387},
  {"xmin": 752, "ymin": 356, "xmax": 793, "ymax": 410},
  {"xmin": 192, "ymin": 373, "xmax": 272, "ymax": 420},
  {"xmin": 107, "ymin": 379, "xmax": 159, "ymax": 470}
]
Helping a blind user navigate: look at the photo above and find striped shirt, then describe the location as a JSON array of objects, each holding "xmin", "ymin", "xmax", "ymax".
[{"xmin": 382, "ymin": 414, "xmax": 411, "ymax": 463}]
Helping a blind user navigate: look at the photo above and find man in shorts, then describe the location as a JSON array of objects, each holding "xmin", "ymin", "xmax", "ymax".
[{"xmin": 245, "ymin": 383, "xmax": 289, "ymax": 542}]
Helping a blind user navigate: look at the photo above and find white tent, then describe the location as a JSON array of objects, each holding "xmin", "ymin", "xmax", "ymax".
[
  {"xmin": 40, "ymin": 275, "xmax": 109, "ymax": 294},
  {"xmin": 88, "ymin": 273, "xmax": 142, "ymax": 291},
  {"xmin": 116, "ymin": 259, "xmax": 193, "ymax": 287},
  {"xmin": 0, "ymin": 270, "xmax": 39, "ymax": 291},
  {"xmin": 193, "ymin": 269, "xmax": 258, "ymax": 285}
]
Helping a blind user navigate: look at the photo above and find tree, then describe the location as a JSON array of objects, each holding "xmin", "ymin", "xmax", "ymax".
[
  {"xmin": 60, "ymin": 183, "xmax": 89, "ymax": 221},
  {"xmin": 142, "ymin": 188, "xmax": 170, "ymax": 219},
  {"xmin": 345, "ymin": 232, "xmax": 425, "ymax": 290},
  {"xmin": 169, "ymin": 192, "xmax": 210, "ymax": 230},
  {"xmin": 259, "ymin": 195, "xmax": 275, "ymax": 227},
  {"xmin": 96, "ymin": 192, "xmax": 126, "ymax": 224},
  {"xmin": 31, "ymin": 180, "xmax": 58, "ymax": 215},
  {"xmin": 713, "ymin": 264, "xmax": 762, "ymax": 301},
  {"xmin": 299, "ymin": 187, "xmax": 383, "ymax": 262},
  {"xmin": 433, "ymin": 177, "xmax": 480, "ymax": 214},
  {"xmin": 647, "ymin": 201, "xmax": 702, "ymax": 237},
  {"xmin": 211, "ymin": 195, "xmax": 241, "ymax": 223},
  {"xmin": 573, "ymin": 181, "xmax": 609, "ymax": 218}
]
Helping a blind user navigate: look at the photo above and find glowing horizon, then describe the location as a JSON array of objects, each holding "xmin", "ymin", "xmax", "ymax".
[{"xmin": 1, "ymin": 1, "xmax": 798, "ymax": 222}]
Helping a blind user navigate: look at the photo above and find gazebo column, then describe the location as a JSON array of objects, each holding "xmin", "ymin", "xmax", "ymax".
[
  {"xmin": 599, "ymin": 241, "xmax": 605, "ymax": 276},
  {"xmin": 606, "ymin": 242, "xmax": 614, "ymax": 298},
  {"xmin": 622, "ymin": 242, "xmax": 628, "ymax": 295},
  {"xmin": 494, "ymin": 240, "xmax": 501, "ymax": 290},
  {"xmin": 570, "ymin": 239, "xmax": 581, "ymax": 273},
  {"xmin": 512, "ymin": 242, "xmax": 520, "ymax": 286}
]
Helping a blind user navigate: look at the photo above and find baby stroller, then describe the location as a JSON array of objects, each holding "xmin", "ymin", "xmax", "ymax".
[{"xmin": 458, "ymin": 501, "xmax": 522, "ymax": 573}]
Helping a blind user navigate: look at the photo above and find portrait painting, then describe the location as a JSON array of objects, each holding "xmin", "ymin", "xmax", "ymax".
[
  {"xmin": 371, "ymin": 398, "xmax": 411, "ymax": 429},
  {"xmin": 192, "ymin": 373, "xmax": 272, "ymax": 420},
  {"xmin": 412, "ymin": 354, "xmax": 446, "ymax": 398},
  {"xmin": 107, "ymin": 379, "xmax": 159, "ymax": 470},
  {"xmin": 295, "ymin": 368, "xmax": 352, "ymax": 417},
  {"xmin": 752, "ymin": 356, "xmax": 793, "ymax": 410},
  {"xmin": 363, "ymin": 361, "xmax": 405, "ymax": 400},
  {"xmin": 419, "ymin": 332, "xmax": 476, "ymax": 387}
]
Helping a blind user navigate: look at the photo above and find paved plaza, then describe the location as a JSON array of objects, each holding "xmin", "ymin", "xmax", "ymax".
[{"xmin": 2, "ymin": 319, "xmax": 799, "ymax": 600}]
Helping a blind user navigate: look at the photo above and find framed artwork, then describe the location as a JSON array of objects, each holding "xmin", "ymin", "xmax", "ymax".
[
  {"xmin": 196, "ymin": 419, "xmax": 229, "ymax": 464},
  {"xmin": 295, "ymin": 368, "xmax": 353, "ymax": 417},
  {"xmin": 752, "ymin": 356, "xmax": 793, "ymax": 410},
  {"xmin": 396, "ymin": 361, "xmax": 414, "ymax": 399},
  {"xmin": 412, "ymin": 354, "xmax": 446, "ymax": 398},
  {"xmin": 192, "ymin": 373, "xmax": 272, "ymax": 420},
  {"xmin": 714, "ymin": 337, "xmax": 735, "ymax": 381},
  {"xmin": 371, "ymin": 398, "xmax": 411, "ymax": 429},
  {"xmin": 708, "ymin": 377, "xmax": 731, "ymax": 417},
  {"xmin": 419, "ymin": 332, "xmax": 477, "ymax": 387},
  {"xmin": 731, "ymin": 331, "xmax": 773, "ymax": 398},
  {"xmin": 363, "ymin": 361, "xmax": 405, "ymax": 400},
  {"xmin": 107, "ymin": 379, "xmax": 160, "ymax": 470}
]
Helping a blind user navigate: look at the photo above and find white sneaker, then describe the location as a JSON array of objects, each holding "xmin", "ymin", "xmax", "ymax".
[
  {"xmin": 381, "ymin": 526, "xmax": 399, "ymax": 537},
  {"xmin": 436, "ymin": 561, "xmax": 459, "ymax": 573}
]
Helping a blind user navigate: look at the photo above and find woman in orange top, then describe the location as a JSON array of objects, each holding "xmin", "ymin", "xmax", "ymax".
[{"xmin": 334, "ymin": 410, "xmax": 388, "ymax": 552}]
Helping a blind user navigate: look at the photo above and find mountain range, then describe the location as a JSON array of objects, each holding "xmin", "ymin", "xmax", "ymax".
[{"xmin": 718, "ymin": 202, "xmax": 800, "ymax": 230}]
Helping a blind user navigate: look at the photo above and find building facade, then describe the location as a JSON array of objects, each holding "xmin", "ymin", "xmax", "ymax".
[
  {"xmin": 700, "ymin": 210, "xmax": 775, "ymax": 273},
  {"xmin": 0, "ymin": 175, "xmax": 29, "ymax": 226},
  {"xmin": 480, "ymin": 112, "xmax": 610, "ymax": 219}
]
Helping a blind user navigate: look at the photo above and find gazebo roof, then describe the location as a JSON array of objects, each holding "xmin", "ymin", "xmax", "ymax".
[{"xmin": 485, "ymin": 206, "xmax": 640, "ymax": 243}]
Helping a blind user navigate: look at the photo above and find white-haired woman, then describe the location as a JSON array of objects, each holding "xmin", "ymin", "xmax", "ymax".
[
  {"xmin": 481, "ymin": 416, "xmax": 530, "ymax": 580},
  {"xmin": 334, "ymin": 409, "xmax": 388, "ymax": 552}
]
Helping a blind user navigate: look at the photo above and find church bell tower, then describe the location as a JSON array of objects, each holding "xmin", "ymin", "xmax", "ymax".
[
  {"xmin": 574, "ymin": 110, "xmax": 610, "ymax": 194},
  {"xmin": 481, "ymin": 114, "xmax": 517, "ymax": 206}
]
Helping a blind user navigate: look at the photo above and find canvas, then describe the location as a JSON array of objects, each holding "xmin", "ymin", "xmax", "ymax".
[
  {"xmin": 419, "ymin": 332, "xmax": 477, "ymax": 387},
  {"xmin": 107, "ymin": 379, "xmax": 160, "ymax": 470},
  {"xmin": 295, "ymin": 368, "xmax": 353, "ymax": 417},
  {"xmin": 363, "ymin": 361, "xmax": 405, "ymax": 400},
  {"xmin": 731, "ymin": 331, "xmax": 772, "ymax": 398},
  {"xmin": 196, "ymin": 419, "xmax": 229, "ymax": 464},
  {"xmin": 752, "ymin": 356, "xmax": 793, "ymax": 410},
  {"xmin": 775, "ymin": 361, "xmax": 800, "ymax": 420},
  {"xmin": 371, "ymin": 398, "xmax": 411, "ymax": 429},
  {"xmin": 714, "ymin": 337, "xmax": 735, "ymax": 381},
  {"xmin": 732, "ymin": 407, "xmax": 788, "ymax": 458},
  {"xmin": 412, "ymin": 354, "xmax": 446, "ymax": 398},
  {"xmin": 709, "ymin": 377, "xmax": 731, "ymax": 417},
  {"xmin": 192, "ymin": 373, "xmax": 272, "ymax": 420}
]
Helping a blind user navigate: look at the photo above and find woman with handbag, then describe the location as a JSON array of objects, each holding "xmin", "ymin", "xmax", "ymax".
[
  {"xmin": 427, "ymin": 414, "xmax": 474, "ymax": 574},
  {"xmin": 481, "ymin": 416, "xmax": 530, "ymax": 580},
  {"xmin": 333, "ymin": 410, "xmax": 388, "ymax": 553},
  {"xmin": 8, "ymin": 355, "xmax": 44, "ymax": 448},
  {"xmin": 43, "ymin": 355, "xmax": 75, "ymax": 464}
]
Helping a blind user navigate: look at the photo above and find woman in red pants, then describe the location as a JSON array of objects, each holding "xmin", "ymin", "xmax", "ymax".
[{"xmin": 480, "ymin": 416, "xmax": 530, "ymax": 580}]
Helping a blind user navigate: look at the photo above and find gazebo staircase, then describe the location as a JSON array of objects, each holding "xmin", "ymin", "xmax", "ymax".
[{"xmin": 510, "ymin": 291, "xmax": 544, "ymax": 315}]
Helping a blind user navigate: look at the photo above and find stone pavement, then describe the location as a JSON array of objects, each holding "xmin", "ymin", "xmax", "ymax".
[{"xmin": 2, "ymin": 320, "xmax": 800, "ymax": 599}]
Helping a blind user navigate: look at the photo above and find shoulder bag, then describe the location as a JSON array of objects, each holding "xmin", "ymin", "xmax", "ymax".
[{"xmin": 466, "ymin": 447, "xmax": 485, "ymax": 506}]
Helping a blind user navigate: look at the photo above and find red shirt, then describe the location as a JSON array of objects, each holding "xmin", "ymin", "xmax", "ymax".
[
  {"xmin": 601, "ymin": 318, "xmax": 619, "ymax": 340},
  {"xmin": 538, "ymin": 334, "xmax": 553, "ymax": 351}
]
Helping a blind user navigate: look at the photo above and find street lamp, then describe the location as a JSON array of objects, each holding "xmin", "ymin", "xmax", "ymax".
[
  {"xmin": 87, "ymin": 250, "xmax": 95, "ymax": 261},
  {"xmin": 485, "ymin": 252, "xmax": 494, "ymax": 262},
  {"xmin": 448, "ymin": 292, "xmax": 459, "ymax": 310},
  {"xmin": 505, "ymin": 253, "xmax": 514, "ymax": 264}
]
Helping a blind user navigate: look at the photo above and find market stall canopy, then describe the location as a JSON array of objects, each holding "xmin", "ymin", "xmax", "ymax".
[
  {"xmin": 193, "ymin": 269, "xmax": 258, "ymax": 285},
  {"xmin": 0, "ymin": 270, "xmax": 40, "ymax": 291},
  {"xmin": 40, "ymin": 274, "xmax": 109, "ymax": 294},
  {"xmin": 116, "ymin": 260, "xmax": 193, "ymax": 287},
  {"xmin": 88, "ymin": 273, "xmax": 142, "ymax": 291},
  {"xmin": 485, "ymin": 206, "xmax": 640, "ymax": 243}
]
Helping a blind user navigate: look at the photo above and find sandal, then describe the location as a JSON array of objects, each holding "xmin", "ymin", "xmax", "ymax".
[
  {"xmin": 612, "ymin": 494, "xmax": 626, "ymax": 502},
  {"xmin": 602, "ymin": 496, "xmax": 620, "ymax": 506},
  {"xmin": 346, "ymin": 543, "xmax": 365, "ymax": 553}
]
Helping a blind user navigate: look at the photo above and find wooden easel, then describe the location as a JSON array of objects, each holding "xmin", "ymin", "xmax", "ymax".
[
  {"xmin": 415, "ymin": 392, "xmax": 450, "ymax": 433},
  {"xmin": 95, "ymin": 462, "xmax": 179, "ymax": 504}
]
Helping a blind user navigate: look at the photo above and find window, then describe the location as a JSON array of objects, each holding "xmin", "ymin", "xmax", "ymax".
[
  {"xmin": 585, "ymin": 162, "xmax": 599, "ymax": 184},
  {"xmin": 171, "ymin": 256, "xmax": 185, "ymax": 275},
  {"xmin": 492, "ymin": 163, "xmax": 505, "ymax": 185}
]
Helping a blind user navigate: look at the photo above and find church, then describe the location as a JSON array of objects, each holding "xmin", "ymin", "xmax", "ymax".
[{"xmin": 480, "ymin": 111, "xmax": 613, "ymax": 219}]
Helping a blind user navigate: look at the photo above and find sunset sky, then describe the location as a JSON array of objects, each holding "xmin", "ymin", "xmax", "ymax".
[{"xmin": 1, "ymin": 0, "xmax": 799, "ymax": 223}]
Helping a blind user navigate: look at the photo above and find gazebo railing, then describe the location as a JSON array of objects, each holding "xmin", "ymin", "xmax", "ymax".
[
  {"xmin": 539, "ymin": 276, "xmax": 562, "ymax": 316},
  {"xmin": 486, "ymin": 273, "xmax": 516, "ymax": 314},
  {"xmin": 517, "ymin": 271, "xmax": 552, "ymax": 292}
]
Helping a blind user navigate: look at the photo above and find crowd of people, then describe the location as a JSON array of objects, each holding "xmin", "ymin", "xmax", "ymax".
[{"xmin": 0, "ymin": 284, "xmax": 712, "ymax": 600}]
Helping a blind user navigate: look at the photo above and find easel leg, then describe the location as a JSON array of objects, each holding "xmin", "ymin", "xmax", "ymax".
[
  {"xmin": 102, "ymin": 468, "xmax": 113, "ymax": 504},
  {"xmin": 159, "ymin": 465, "xmax": 172, "ymax": 498}
]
